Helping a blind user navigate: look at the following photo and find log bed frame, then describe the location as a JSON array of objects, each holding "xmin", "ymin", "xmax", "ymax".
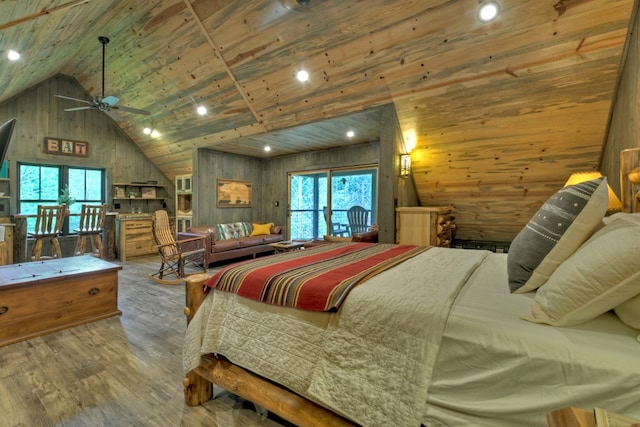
[{"xmin": 182, "ymin": 274, "xmax": 357, "ymax": 427}]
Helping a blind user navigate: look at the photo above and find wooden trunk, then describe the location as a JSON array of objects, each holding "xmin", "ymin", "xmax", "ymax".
[{"xmin": 0, "ymin": 255, "xmax": 122, "ymax": 347}]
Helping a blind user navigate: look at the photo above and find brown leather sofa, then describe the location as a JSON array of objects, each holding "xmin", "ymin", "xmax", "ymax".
[{"xmin": 178, "ymin": 223, "xmax": 286, "ymax": 266}]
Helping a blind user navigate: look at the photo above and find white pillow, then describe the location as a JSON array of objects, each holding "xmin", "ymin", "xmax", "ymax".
[
  {"xmin": 615, "ymin": 294, "xmax": 640, "ymax": 329},
  {"xmin": 524, "ymin": 213, "xmax": 640, "ymax": 326}
]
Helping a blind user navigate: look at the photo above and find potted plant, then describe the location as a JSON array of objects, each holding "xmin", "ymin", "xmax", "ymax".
[{"xmin": 57, "ymin": 184, "xmax": 76, "ymax": 206}]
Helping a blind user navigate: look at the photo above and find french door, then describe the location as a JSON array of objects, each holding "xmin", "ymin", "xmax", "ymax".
[{"xmin": 288, "ymin": 166, "xmax": 377, "ymax": 240}]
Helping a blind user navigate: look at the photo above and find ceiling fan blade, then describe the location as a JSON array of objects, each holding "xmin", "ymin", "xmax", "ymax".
[
  {"xmin": 102, "ymin": 95, "xmax": 119, "ymax": 106},
  {"xmin": 111, "ymin": 105, "xmax": 150, "ymax": 115},
  {"xmin": 65, "ymin": 106, "xmax": 95, "ymax": 112},
  {"xmin": 55, "ymin": 94, "xmax": 94, "ymax": 105}
]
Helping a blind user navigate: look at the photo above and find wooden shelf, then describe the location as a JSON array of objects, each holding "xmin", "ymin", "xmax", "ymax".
[
  {"xmin": 113, "ymin": 182, "xmax": 165, "ymax": 188},
  {"xmin": 112, "ymin": 197, "xmax": 165, "ymax": 201}
]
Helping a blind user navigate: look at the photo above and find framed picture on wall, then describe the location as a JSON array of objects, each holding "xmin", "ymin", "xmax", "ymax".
[{"xmin": 216, "ymin": 179, "xmax": 252, "ymax": 208}]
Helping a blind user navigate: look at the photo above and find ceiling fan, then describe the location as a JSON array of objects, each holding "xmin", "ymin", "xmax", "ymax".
[{"xmin": 55, "ymin": 36, "xmax": 150, "ymax": 116}]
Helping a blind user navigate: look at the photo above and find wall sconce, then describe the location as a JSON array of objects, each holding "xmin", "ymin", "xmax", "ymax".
[
  {"xmin": 564, "ymin": 171, "xmax": 622, "ymax": 214},
  {"xmin": 400, "ymin": 154, "xmax": 411, "ymax": 178}
]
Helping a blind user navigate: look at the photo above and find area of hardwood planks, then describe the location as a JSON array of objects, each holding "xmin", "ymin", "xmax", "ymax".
[{"xmin": 0, "ymin": 255, "xmax": 291, "ymax": 427}]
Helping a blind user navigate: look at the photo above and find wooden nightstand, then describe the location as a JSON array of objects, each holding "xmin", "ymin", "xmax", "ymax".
[
  {"xmin": 547, "ymin": 407, "xmax": 595, "ymax": 427},
  {"xmin": 395, "ymin": 206, "xmax": 455, "ymax": 247}
]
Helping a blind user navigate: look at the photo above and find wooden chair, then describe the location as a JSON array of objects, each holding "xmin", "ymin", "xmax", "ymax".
[
  {"xmin": 323, "ymin": 206, "xmax": 349, "ymax": 236},
  {"xmin": 347, "ymin": 205, "xmax": 369, "ymax": 234},
  {"xmin": 29, "ymin": 204, "xmax": 66, "ymax": 261},
  {"xmin": 74, "ymin": 204, "xmax": 107, "ymax": 258},
  {"xmin": 148, "ymin": 210, "xmax": 207, "ymax": 285}
]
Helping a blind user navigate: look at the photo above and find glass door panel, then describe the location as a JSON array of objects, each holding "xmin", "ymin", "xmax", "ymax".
[{"xmin": 288, "ymin": 167, "xmax": 377, "ymax": 240}]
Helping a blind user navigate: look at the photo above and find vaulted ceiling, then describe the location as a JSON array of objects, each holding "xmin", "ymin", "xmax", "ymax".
[{"xmin": 0, "ymin": 0, "xmax": 636, "ymax": 240}]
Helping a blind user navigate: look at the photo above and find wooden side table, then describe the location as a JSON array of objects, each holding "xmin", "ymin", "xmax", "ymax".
[{"xmin": 269, "ymin": 241, "xmax": 304, "ymax": 253}]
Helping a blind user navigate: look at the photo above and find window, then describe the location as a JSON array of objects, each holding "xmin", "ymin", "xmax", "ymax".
[{"xmin": 19, "ymin": 163, "xmax": 105, "ymax": 234}]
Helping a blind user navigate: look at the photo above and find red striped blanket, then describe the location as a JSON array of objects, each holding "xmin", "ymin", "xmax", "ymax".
[{"xmin": 204, "ymin": 242, "xmax": 430, "ymax": 311}]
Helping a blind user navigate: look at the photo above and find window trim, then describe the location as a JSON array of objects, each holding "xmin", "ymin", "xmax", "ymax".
[{"xmin": 18, "ymin": 162, "xmax": 106, "ymax": 235}]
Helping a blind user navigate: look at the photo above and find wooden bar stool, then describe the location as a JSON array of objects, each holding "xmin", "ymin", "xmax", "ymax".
[
  {"xmin": 29, "ymin": 205, "xmax": 66, "ymax": 261},
  {"xmin": 74, "ymin": 204, "xmax": 107, "ymax": 258}
]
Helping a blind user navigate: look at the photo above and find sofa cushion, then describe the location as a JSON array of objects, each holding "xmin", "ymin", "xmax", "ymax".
[
  {"xmin": 239, "ymin": 236, "xmax": 266, "ymax": 247},
  {"xmin": 187, "ymin": 226, "xmax": 215, "ymax": 236},
  {"xmin": 212, "ymin": 239, "xmax": 241, "ymax": 253},
  {"xmin": 263, "ymin": 234, "xmax": 284, "ymax": 243}
]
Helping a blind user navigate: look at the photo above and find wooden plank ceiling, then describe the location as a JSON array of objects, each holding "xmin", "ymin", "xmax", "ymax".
[{"xmin": 0, "ymin": 0, "xmax": 635, "ymax": 240}]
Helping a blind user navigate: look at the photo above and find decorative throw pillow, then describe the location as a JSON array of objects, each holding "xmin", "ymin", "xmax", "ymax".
[
  {"xmin": 507, "ymin": 177, "xmax": 608, "ymax": 293},
  {"xmin": 270, "ymin": 225, "xmax": 282, "ymax": 235},
  {"xmin": 251, "ymin": 222, "xmax": 274, "ymax": 236},
  {"xmin": 523, "ymin": 213, "xmax": 640, "ymax": 326}
]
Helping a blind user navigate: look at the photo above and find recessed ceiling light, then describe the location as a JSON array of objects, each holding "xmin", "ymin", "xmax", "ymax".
[
  {"xmin": 197, "ymin": 105, "xmax": 207, "ymax": 115},
  {"xmin": 296, "ymin": 69, "xmax": 309, "ymax": 82},
  {"xmin": 478, "ymin": 2, "xmax": 499, "ymax": 23},
  {"xmin": 346, "ymin": 130, "xmax": 355, "ymax": 138},
  {"xmin": 8, "ymin": 50, "xmax": 20, "ymax": 61},
  {"xmin": 264, "ymin": 146, "xmax": 271, "ymax": 152},
  {"xmin": 143, "ymin": 127, "xmax": 152, "ymax": 135},
  {"xmin": 150, "ymin": 130, "xmax": 160, "ymax": 138}
]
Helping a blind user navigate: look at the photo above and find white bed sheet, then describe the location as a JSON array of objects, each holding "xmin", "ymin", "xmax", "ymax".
[
  {"xmin": 425, "ymin": 252, "xmax": 640, "ymax": 426},
  {"xmin": 184, "ymin": 247, "xmax": 489, "ymax": 426}
]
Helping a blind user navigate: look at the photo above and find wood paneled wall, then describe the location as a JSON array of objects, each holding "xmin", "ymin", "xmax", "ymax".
[
  {"xmin": 602, "ymin": 5, "xmax": 640, "ymax": 194},
  {"xmin": 0, "ymin": 75, "xmax": 174, "ymax": 217},
  {"xmin": 192, "ymin": 104, "xmax": 416, "ymax": 244}
]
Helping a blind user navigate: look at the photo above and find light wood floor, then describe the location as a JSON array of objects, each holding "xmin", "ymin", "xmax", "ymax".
[{"xmin": 0, "ymin": 255, "xmax": 291, "ymax": 427}]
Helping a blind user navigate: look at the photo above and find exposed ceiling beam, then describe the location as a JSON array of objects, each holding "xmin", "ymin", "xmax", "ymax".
[
  {"xmin": 0, "ymin": 0, "xmax": 92, "ymax": 31},
  {"xmin": 183, "ymin": 0, "xmax": 268, "ymax": 132}
]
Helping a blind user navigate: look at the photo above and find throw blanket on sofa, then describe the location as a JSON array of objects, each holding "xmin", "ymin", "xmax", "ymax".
[{"xmin": 204, "ymin": 243, "xmax": 429, "ymax": 311}]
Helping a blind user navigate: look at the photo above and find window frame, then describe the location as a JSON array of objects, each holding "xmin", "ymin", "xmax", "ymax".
[{"xmin": 18, "ymin": 162, "xmax": 106, "ymax": 235}]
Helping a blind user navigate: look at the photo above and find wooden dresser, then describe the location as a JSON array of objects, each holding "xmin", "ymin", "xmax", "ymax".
[
  {"xmin": 117, "ymin": 215, "xmax": 157, "ymax": 261},
  {"xmin": 0, "ymin": 256, "xmax": 122, "ymax": 347},
  {"xmin": 395, "ymin": 206, "xmax": 455, "ymax": 247}
]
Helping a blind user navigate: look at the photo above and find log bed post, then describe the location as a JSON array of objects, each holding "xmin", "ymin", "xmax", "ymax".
[{"xmin": 183, "ymin": 273, "xmax": 213, "ymax": 406}]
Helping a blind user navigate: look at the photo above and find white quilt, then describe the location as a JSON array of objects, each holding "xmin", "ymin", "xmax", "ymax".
[{"xmin": 183, "ymin": 247, "xmax": 490, "ymax": 426}]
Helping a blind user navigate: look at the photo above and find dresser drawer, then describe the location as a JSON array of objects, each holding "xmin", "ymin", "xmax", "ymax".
[
  {"xmin": 117, "ymin": 217, "xmax": 156, "ymax": 261},
  {"xmin": 125, "ymin": 241, "xmax": 156, "ymax": 256}
]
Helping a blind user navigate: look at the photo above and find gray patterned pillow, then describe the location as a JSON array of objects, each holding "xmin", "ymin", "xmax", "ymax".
[{"xmin": 507, "ymin": 176, "xmax": 608, "ymax": 293}]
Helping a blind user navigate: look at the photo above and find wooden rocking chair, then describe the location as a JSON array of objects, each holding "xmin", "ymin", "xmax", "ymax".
[{"xmin": 148, "ymin": 210, "xmax": 207, "ymax": 285}]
